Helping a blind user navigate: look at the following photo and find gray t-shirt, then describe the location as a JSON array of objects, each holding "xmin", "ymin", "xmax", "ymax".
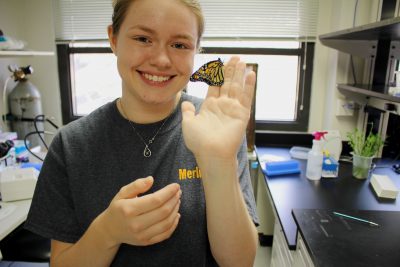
[{"xmin": 25, "ymin": 93, "xmax": 259, "ymax": 267}]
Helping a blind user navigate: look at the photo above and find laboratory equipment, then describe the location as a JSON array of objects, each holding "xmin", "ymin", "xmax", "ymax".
[{"xmin": 8, "ymin": 65, "xmax": 43, "ymax": 147}]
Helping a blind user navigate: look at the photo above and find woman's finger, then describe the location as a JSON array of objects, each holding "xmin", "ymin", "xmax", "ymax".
[
  {"xmin": 140, "ymin": 203, "xmax": 181, "ymax": 245},
  {"xmin": 130, "ymin": 190, "xmax": 181, "ymax": 232},
  {"xmin": 146, "ymin": 214, "xmax": 181, "ymax": 245},
  {"xmin": 114, "ymin": 176, "xmax": 154, "ymax": 200},
  {"xmin": 220, "ymin": 56, "xmax": 240, "ymax": 96},
  {"xmin": 206, "ymin": 86, "xmax": 220, "ymax": 98},
  {"xmin": 228, "ymin": 61, "xmax": 246, "ymax": 100},
  {"xmin": 143, "ymin": 199, "xmax": 180, "ymax": 237},
  {"xmin": 240, "ymin": 70, "xmax": 256, "ymax": 109},
  {"xmin": 127, "ymin": 183, "xmax": 180, "ymax": 216},
  {"xmin": 181, "ymin": 101, "xmax": 196, "ymax": 122}
]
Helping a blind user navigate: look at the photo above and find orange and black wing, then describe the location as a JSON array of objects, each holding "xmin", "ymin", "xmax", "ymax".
[{"xmin": 190, "ymin": 58, "xmax": 224, "ymax": 86}]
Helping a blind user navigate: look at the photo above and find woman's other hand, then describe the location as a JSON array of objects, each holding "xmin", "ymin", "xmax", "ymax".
[{"xmin": 97, "ymin": 176, "xmax": 181, "ymax": 247}]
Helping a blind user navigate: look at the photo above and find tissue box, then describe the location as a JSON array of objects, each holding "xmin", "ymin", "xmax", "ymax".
[
  {"xmin": 322, "ymin": 156, "xmax": 339, "ymax": 178},
  {"xmin": 0, "ymin": 167, "xmax": 38, "ymax": 201},
  {"xmin": 370, "ymin": 174, "xmax": 399, "ymax": 199}
]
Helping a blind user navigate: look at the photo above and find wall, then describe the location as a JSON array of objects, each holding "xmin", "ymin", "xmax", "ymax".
[
  {"xmin": 0, "ymin": 0, "xmax": 61, "ymax": 143},
  {"xmin": 0, "ymin": 0, "xmax": 24, "ymax": 132},
  {"xmin": 309, "ymin": 0, "xmax": 379, "ymax": 140}
]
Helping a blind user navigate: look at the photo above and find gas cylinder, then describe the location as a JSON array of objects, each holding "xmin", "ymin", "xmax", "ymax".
[{"xmin": 8, "ymin": 65, "xmax": 43, "ymax": 147}]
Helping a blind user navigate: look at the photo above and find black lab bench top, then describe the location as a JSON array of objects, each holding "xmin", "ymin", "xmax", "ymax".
[
  {"xmin": 255, "ymin": 146, "xmax": 400, "ymax": 251},
  {"xmin": 292, "ymin": 209, "xmax": 400, "ymax": 267}
]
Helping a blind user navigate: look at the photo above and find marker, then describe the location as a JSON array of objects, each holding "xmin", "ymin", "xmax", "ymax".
[{"xmin": 333, "ymin": 212, "xmax": 380, "ymax": 227}]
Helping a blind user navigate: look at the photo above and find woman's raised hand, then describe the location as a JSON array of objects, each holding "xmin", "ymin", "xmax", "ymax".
[{"xmin": 182, "ymin": 56, "xmax": 256, "ymax": 160}]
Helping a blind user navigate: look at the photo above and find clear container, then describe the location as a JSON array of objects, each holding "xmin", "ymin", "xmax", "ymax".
[{"xmin": 352, "ymin": 154, "xmax": 374, "ymax": 179}]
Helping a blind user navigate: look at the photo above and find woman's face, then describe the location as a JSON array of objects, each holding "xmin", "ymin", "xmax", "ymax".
[{"xmin": 109, "ymin": 0, "xmax": 198, "ymax": 107}]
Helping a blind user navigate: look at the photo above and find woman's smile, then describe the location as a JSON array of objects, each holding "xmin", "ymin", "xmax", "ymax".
[{"xmin": 138, "ymin": 70, "xmax": 176, "ymax": 87}]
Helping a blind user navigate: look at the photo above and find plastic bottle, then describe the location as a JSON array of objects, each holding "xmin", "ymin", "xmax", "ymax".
[{"xmin": 306, "ymin": 131, "xmax": 327, "ymax": 180}]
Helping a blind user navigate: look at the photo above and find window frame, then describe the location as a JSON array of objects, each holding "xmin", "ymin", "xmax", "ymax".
[
  {"xmin": 57, "ymin": 45, "xmax": 113, "ymax": 125},
  {"xmin": 56, "ymin": 42, "xmax": 314, "ymax": 131}
]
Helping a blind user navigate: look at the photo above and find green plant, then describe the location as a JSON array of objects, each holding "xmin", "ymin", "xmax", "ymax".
[{"xmin": 347, "ymin": 128, "xmax": 385, "ymax": 157}]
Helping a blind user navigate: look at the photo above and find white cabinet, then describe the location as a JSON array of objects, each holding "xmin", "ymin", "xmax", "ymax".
[
  {"xmin": 255, "ymin": 166, "xmax": 275, "ymax": 236},
  {"xmin": 258, "ymin": 161, "xmax": 315, "ymax": 266},
  {"xmin": 293, "ymin": 234, "xmax": 314, "ymax": 267},
  {"xmin": 270, "ymin": 221, "xmax": 294, "ymax": 267},
  {"xmin": 270, "ymin": 219, "xmax": 315, "ymax": 267}
]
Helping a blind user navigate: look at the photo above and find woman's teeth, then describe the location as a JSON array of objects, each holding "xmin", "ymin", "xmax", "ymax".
[{"xmin": 143, "ymin": 73, "xmax": 171, "ymax": 82}]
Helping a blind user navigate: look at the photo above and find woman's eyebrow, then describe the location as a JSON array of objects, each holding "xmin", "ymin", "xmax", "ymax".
[
  {"xmin": 171, "ymin": 33, "xmax": 195, "ymax": 42},
  {"xmin": 128, "ymin": 25, "xmax": 195, "ymax": 42},
  {"xmin": 128, "ymin": 25, "xmax": 155, "ymax": 34}
]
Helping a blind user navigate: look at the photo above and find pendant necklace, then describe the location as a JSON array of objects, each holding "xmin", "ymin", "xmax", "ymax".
[{"xmin": 119, "ymin": 99, "xmax": 170, "ymax": 158}]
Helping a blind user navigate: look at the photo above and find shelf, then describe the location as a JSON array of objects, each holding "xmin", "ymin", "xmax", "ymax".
[
  {"xmin": 338, "ymin": 84, "xmax": 400, "ymax": 102},
  {"xmin": 0, "ymin": 50, "xmax": 54, "ymax": 57},
  {"xmin": 337, "ymin": 84, "xmax": 400, "ymax": 113},
  {"xmin": 319, "ymin": 17, "xmax": 400, "ymax": 57},
  {"xmin": 320, "ymin": 17, "xmax": 400, "ymax": 41}
]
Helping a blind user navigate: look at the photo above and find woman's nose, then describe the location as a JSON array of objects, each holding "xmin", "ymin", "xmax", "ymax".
[{"xmin": 149, "ymin": 45, "xmax": 172, "ymax": 69}]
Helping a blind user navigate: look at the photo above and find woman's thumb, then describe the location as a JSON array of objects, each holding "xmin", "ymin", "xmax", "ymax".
[
  {"xmin": 181, "ymin": 101, "xmax": 195, "ymax": 122},
  {"xmin": 115, "ymin": 176, "xmax": 154, "ymax": 200}
]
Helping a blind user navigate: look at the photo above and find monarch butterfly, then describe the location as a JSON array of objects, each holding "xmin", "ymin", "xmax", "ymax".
[{"xmin": 190, "ymin": 58, "xmax": 224, "ymax": 86}]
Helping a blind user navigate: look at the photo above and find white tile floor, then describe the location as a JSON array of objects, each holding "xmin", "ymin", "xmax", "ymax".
[{"xmin": 254, "ymin": 245, "xmax": 271, "ymax": 267}]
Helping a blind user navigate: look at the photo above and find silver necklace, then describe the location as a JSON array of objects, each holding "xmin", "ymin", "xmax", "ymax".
[{"xmin": 119, "ymin": 99, "xmax": 170, "ymax": 158}]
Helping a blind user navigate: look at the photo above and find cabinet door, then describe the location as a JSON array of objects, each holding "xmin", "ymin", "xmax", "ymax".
[
  {"xmin": 270, "ymin": 221, "xmax": 293, "ymax": 267},
  {"xmin": 293, "ymin": 234, "xmax": 314, "ymax": 267}
]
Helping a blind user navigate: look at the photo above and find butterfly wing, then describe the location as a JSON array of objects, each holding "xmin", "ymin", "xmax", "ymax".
[{"xmin": 190, "ymin": 58, "xmax": 224, "ymax": 86}]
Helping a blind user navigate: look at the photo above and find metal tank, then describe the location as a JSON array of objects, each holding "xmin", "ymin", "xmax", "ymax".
[{"xmin": 8, "ymin": 65, "xmax": 44, "ymax": 148}]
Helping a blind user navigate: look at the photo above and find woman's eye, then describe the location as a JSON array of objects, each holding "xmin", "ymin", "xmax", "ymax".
[
  {"xmin": 172, "ymin": 43, "xmax": 188, "ymax": 49},
  {"xmin": 133, "ymin": 36, "xmax": 150, "ymax": 43}
]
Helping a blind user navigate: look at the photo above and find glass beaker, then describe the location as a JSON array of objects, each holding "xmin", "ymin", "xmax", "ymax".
[{"xmin": 352, "ymin": 154, "xmax": 374, "ymax": 179}]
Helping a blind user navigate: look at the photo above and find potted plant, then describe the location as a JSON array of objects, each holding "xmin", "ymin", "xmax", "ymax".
[{"xmin": 347, "ymin": 128, "xmax": 385, "ymax": 179}]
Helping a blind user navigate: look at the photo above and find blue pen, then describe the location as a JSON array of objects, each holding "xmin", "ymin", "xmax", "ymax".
[{"xmin": 333, "ymin": 212, "xmax": 380, "ymax": 227}]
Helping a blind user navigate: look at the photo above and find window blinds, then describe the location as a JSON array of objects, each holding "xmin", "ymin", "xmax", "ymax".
[
  {"xmin": 201, "ymin": 0, "xmax": 318, "ymax": 39},
  {"xmin": 53, "ymin": 0, "xmax": 113, "ymax": 41},
  {"xmin": 54, "ymin": 0, "xmax": 318, "ymax": 41}
]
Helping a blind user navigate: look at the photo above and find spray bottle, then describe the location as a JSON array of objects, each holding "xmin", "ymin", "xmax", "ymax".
[{"xmin": 306, "ymin": 131, "xmax": 327, "ymax": 180}]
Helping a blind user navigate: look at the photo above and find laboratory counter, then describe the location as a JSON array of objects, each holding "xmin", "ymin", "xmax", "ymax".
[
  {"xmin": 256, "ymin": 147, "xmax": 400, "ymax": 265},
  {"xmin": 292, "ymin": 208, "xmax": 400, "ymax": 267}
]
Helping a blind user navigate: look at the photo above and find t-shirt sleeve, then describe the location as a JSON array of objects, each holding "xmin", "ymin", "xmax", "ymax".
[
  {"xmin": 24, "ymin": 131, "xmax": 82, "ymax": 243},
  {"xmin": 237, "ymin": 138, "xmax": 260, "ymax": 226}
]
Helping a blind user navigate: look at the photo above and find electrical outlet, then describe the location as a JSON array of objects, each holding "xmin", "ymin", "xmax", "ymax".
[{"xmin": 336, "ymin": 99, "xmax": 354, "ymax": 116}]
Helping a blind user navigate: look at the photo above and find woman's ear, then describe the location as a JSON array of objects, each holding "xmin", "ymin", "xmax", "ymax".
[{"xmin": 108, "ymin": 25, "xmax": 117, "ymax": 54}]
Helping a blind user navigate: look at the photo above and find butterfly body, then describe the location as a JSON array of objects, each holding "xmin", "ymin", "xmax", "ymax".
[{"xmin": 190, "ymin": 58, "xmax": 224, "ymax": 86}]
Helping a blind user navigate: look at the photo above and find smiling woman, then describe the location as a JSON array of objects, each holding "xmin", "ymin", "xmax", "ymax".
[
  {"xmin": 108, "ymin": 0, "xmax": 199, "ymax": 123},
  {"xmin": 25, "ymin": 0, "xmax": 259, "ymax": 266}
]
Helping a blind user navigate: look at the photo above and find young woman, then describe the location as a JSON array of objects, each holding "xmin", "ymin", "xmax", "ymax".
[{"xmin": 25, "ymin": 0, "xmax": 259, "ymax": 266}]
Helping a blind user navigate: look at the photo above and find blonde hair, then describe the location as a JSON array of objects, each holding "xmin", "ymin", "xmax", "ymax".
[{"xmin": 111, "ymin": 0, "xmax": 204, "ymax": 46}]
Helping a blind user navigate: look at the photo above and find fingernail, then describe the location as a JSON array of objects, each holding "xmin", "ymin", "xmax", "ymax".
[
  {"xmin": 174, "ymin": 184, "xmax": 181, "ymax": 193},
  {"xmin": 144, "ymin": 176, "xmax": 153, "ymax": 184}
]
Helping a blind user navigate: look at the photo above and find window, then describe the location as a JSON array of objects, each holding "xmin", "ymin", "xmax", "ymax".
[
  {"xmin": 54, "ymin": 0, "xmax": 318, "ymax": 131},
  {"xmin": 57, "ymin": 40, "xmax": 314, "ymax": 131}
]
